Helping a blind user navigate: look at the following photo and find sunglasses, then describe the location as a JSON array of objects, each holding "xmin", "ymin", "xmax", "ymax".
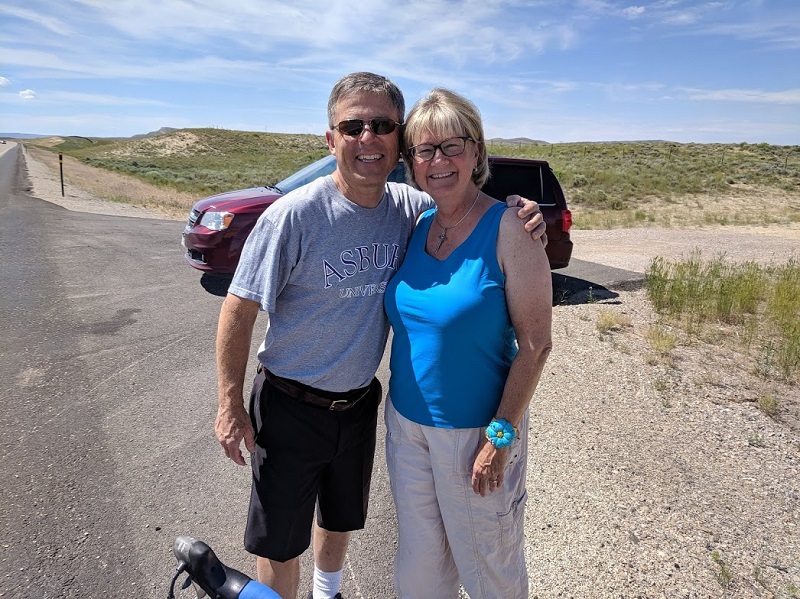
[
  {"xmin": 331, "ymin": 118, "xmax": 403, "ymax": 137},
  {"xmin": 407, "ymin": 136, "xmax": 473, "ymax": 163}
]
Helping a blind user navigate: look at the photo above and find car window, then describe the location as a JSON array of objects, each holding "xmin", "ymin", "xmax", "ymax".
[
  {"xmin": 482, "ymin": 162, "xmax": 558, "ymax": 206},
  {"xmin": 276, "ymin": 156, "xmax": 408, "ymax": 193},
  {"xmin": 275, "ymin": 155, "xmax": 337, "ymax": 193}
]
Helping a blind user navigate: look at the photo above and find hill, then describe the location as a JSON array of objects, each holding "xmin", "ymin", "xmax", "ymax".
[
  {"xmin": 488, "ymin": 136, "xmax": 549, "ymax": 145},
  {"xmin": 24, "ymin": 127, "xmax": 800, "ymax": 230}
]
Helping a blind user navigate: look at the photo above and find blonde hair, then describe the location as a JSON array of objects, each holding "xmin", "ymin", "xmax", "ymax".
[{"xmin": 402, "ymin": 88, "xmax": 489, "ymax": 188}]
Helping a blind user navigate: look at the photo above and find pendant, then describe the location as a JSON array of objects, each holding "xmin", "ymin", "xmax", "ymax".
[{"xmin": 434, "ymin": 230, "xmax": 447, "ymax": 254}]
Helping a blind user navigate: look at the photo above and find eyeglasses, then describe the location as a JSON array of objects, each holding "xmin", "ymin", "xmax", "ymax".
[
  {"xmin": 330, "ymin": 118, "xmax": 403, "ymax": 137},
  {"xmin": 407, "ymin": 136, "xmax": 473, "ymax": 162}
]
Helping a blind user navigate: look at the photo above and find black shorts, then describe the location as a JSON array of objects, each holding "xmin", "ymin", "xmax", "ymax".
[{"xmin": 243, "ymin": 370, "xmax": 382, "ymax": 562}]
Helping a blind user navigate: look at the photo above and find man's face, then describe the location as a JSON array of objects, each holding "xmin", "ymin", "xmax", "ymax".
[{"xmin": 326, "ymin": 92, "xmax": 402, "ymax": 196}]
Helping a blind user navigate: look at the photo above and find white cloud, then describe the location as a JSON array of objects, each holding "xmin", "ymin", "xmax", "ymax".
[
  {"xmin": 3, "ymin": 0, "xmax": 578, "ymax": 81},
  {"xmin": 685, "ymin": 87, "xmax": 800, "ymax": 105},
  {"xmin": 0, "ymin": 4, "xmax": 75, "ymax": 36},
  {"xmin": 49, "ymin": 91, "xmax": 168, "ymax": 106},
  {"xmin": 20, "ymin": 89, "xmax": 37, "ymax": 99},
  {"xmin": 0, "ymin": 76, "xmax": 10, "ymax": 86},
  {"xmin": 701, "ymin": 19, "xmax": 800, "ymax": 50},
  {"xmin": 622, "ymin": 5, "xmax": 646, "ymax": 19},
  {"xmin": 2, "ymin": 47, "xmax": 277, "ymax": 84},
  {"xmin": 661, "ymin": 10, "xmax": 700, "ymax": 25}
]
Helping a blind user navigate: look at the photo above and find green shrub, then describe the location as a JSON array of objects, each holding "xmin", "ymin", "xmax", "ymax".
[{"xmin": 646, "ymin": 254, "xmax": 800, "ymax": 383}]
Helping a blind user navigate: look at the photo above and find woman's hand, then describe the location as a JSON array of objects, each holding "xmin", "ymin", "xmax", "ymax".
[{"xmin": 471, "ymin": 437, "xmax": 509, "ymax": 496}]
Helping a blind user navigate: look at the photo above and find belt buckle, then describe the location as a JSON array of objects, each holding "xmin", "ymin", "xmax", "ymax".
[{"xmin": 328, "ymin": 398, "xmax": 349, "ymax": 411}]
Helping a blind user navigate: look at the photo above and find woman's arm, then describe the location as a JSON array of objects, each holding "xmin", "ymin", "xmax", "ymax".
[
  {"xmin": 472, "ymin": 207, "xmax": 553, "ymax": 496},
  {"xmin": 495, "ymin": 207, "xmax": 553, "ymax": 426}
]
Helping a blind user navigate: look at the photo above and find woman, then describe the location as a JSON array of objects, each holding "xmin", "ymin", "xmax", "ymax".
[{"xmin": 383, "ymin": 89, "xmax": 553, "ymax": 598}]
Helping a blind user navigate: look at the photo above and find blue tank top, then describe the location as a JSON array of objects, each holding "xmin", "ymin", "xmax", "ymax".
[{"xmin": 384, "ymin": 202, "xmax": 517, "ymax": 429}]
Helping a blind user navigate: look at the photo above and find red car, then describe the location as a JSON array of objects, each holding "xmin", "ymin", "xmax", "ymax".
[{"xmin": 182, "ymin": 155, "xmax": 572, "ymax": 273}]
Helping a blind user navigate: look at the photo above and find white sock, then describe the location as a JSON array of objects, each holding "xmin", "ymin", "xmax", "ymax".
[{"xmin": 312, "ymin": 565, "xmax": 343, "ymax": 599}]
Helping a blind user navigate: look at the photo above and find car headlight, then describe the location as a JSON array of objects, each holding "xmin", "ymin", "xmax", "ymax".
[{"xmin": 199, "ymin": 211, "xmax": 234, "ymax": 231}]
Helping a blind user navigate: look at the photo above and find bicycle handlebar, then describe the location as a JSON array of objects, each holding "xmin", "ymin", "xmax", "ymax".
[{"xmin": 171, "ymin": 536, "xmax": 281, "ymax": 599}]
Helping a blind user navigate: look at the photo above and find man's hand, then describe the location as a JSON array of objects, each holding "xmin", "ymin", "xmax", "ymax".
[
  {"xmin": 215, "ymin": 294, "xmax": 260, "ymax": 466},
  {"xmin": 215, "ymin": 403, "xmax": 255, "ymax": 466},
  {"xmin": 505, "ymin": 194, "xmax": 548, "ymax": 246}
]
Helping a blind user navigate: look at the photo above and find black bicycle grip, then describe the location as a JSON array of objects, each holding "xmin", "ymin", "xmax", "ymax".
[{"xmin": 173, "ymin": 536, "xmax": 251, "ymax": 599}]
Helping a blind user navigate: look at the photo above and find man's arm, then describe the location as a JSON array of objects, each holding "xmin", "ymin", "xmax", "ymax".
[
  {"xmin": 505, "ymin": 195, "xmax": 548, "ymax": 246},
  {"xmin": 215, "ymin": 293, "xmax": 261, "ymax": 466}
]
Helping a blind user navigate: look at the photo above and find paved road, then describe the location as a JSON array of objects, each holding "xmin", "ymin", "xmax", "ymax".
[{"xmin": 0, "ymin": 144, "xmax": 641, "ymax": 598}]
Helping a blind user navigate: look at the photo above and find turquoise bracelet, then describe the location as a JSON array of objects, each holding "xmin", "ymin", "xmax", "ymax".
[{"xmin": 485, "ymin": 418, "xmax": 518, "ymax": 449}]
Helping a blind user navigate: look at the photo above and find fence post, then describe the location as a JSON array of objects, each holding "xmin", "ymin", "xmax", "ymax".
[{"xmin": 59, "ymin": 153, "xmax": 65, "ymax": 197}]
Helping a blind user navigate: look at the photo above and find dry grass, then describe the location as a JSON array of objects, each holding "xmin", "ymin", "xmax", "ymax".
[
  {"xmin": 571, "ymin": 186, "xmax": 800, "ymax": 229},
  {"xmin": 647, "ymin": 254, "xmax": 800, "ymax": 384},
  {"xmin": 596, "ymin": 309, "xmax": 632, "ymax": 337},
  {"xmin": 26, "ymin": 146, "xmax": 198, "ymax": 218}
]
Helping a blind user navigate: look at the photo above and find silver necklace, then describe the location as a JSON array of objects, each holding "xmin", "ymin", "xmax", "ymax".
[{"xmin": 434, "ymin": 190, "xmax": 481, "ymax": 255}]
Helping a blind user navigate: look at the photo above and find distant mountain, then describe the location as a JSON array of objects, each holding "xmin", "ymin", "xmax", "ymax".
[
  {"xmin": 0, "ymin": 127, "xmax": 178, "ymax": 141},
  {"xmin": 0, "ymin": 132, "xmax": 52, "ymax": 139},
  {"xmin": 488, "ymin": 137, "xmax": 680, "ymax": 145},
  {"xmin": 488, "ymin": 137, "xmax": 550, "ymax": 145},
  {"xmin": 130, "ymin": 127, "xmax": 177, "ymax": 139}
]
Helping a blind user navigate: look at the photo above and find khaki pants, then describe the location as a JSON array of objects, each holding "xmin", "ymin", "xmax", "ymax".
[{"xmin": 385, "ymin": 398, "xmax": 529, "ymax": 599}]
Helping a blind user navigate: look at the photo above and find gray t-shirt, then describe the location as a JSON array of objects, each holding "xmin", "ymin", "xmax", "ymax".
[{"xmin": 229, "ymin": 175, "xmax": 433, "ymax": 392}]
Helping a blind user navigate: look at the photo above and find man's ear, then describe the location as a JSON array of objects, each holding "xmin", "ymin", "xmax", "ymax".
[{"xmin": 325, "ymin": 130, "xmax": 336, "ymax": 154}]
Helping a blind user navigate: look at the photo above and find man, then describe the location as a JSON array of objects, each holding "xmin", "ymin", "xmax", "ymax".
[{"xmin": 215, "ymin": 72, "xmax": 543, "ymax": 599}]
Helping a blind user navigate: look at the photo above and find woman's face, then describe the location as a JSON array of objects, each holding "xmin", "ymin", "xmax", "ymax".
[{"xmin": 409, "ymin": 130, "xmax": 479, "ymax": 200}]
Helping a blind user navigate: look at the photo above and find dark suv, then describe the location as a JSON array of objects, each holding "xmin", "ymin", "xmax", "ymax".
[
  {"xmin": 182, "ymin": 155, "xmax": 572, "ymax": 273},
  {"xmin": 480, "ymin": 156, "xmax": 572, "ymax": 269}
]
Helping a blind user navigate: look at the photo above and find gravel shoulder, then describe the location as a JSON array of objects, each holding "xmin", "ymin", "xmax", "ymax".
[
  {"xmin": 18, "ymin": 144, "xmax": 800, "ymax": 598},
  {"xmin": 20, "ymin": 143, "xmax": 188, "ymax": 220},
  {"xmin": 570, "ymin": 225, "xmax": 800, "ymax": 274}
]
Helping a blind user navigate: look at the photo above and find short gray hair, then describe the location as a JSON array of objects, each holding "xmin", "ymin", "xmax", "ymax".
[
  {"xmin": 402, "ymin": 88, "xmax": 489, "ymax": 188},
  {"xmin": 327, "ymin": 72, "xmax": 405, "ymax": 127}
]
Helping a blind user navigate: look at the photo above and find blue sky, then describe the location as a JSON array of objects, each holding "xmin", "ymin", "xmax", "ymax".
[{"xmin": 1, "ymin": 0, "xmax": 798, "ymax": 144}]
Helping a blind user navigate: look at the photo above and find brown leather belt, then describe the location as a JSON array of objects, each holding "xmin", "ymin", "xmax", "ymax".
[{"xmin": 259, "ymin": 366, "xmax": 371, "ymax": 412}]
